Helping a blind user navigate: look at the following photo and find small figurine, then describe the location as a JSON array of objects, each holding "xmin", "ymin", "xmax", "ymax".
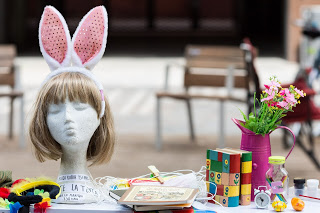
[
  {"xmin": 291, "ymin": 197, "xmax": 305, "ymax": 211},
  {"xmin": 272, "ymin": 200, "xmax": 287, "ymax": 212},
  {"xmin": 254, "ymin": 186, "xmax": 271, "ymax": 209}
]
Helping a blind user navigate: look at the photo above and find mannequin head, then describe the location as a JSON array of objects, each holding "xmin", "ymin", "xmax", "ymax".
[{"xmin": 29, "ymin": 72, "xmax": 115, "ymax": 166}]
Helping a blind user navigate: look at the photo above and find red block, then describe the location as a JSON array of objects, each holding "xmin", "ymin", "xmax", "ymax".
[
  {"xmin": 208, "ymin": 195, "xmax": 216, "ymax": 204},
  {"xmin": 216, "ymin": 184, "xmax": 224, "ymax": 196},
  {"xmin": 206, "ymin": 169, "xmax": 209, "ymax": 181},
  {"xmin": 230, "ymin": 154, "xmax": 241, "ymax": 173},
  {"xmin": 218, "ymin": 152, "xmax": 223, "ymax": 162},
  {"xmin": 241, "ymin": 172, "xmax": 252, "ymax": 185}
]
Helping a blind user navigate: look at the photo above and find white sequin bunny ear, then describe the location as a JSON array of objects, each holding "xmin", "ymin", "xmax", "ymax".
[
  {"xmin": 71, "ymin": 6, "xmax": 108, "ymax": 70},
  {"xmin": 39, "ymin": 6, "xmax": 72, "ymax": 71}
]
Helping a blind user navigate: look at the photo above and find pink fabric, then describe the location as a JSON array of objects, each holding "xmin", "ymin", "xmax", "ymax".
[
  {"xmin": 74, "ymin": 7, "xmax": 105, "ymax": 64},
  {"xmin": 41, "ymin": 7, "xmax": 67, "ymax": 64}
]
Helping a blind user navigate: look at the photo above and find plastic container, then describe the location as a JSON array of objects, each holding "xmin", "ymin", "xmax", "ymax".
[
  {"xmin": 266, "ymin": 156, "xmax": 289, "ymax": 203},
  {"xmin": 294, "ymin": 178, "xmax": 305, "ymax": 196},
  {"xmin": 307, "ymin": 179, "xmax": 319, "ymax": 197}
]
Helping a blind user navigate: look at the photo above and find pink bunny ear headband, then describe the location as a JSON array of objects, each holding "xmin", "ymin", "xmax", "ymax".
[{"xmin": 39, "ymin": 5, "xmax": 108, "ymax": 118}]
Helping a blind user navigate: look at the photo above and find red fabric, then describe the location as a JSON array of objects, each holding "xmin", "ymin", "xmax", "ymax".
[
  {"xmin": 282, "ymin": 78, "xmax": 320, "ymax": 123},
  {"xmin": 0, "ymin": 187, "xmax": 10, "ymax": 198},
  {"xmin": 11, "ymin": 179, "xmax": 27, "ymax": 186},
  {"xmin": 34, "ymin": 202, "xmax": 51, "ymax": 213}
]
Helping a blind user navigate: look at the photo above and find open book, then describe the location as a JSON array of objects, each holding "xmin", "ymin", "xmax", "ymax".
[
  {"xmin": 110, "ymin": 188, "xmax": 194, "ymax": 211},
  {"xmin": 117, "ymin": 185, "xmax": 198, "ymax": 206}
]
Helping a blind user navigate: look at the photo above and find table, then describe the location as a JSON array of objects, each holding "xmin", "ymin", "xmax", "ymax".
[{"xmin": 1, "ymin": 195, "xmax": 319, "ymax": 212}]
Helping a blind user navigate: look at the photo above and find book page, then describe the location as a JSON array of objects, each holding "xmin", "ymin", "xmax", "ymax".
[{"xmin": 123, "ymin": 186, "xmax": 194, "ymax": 202}]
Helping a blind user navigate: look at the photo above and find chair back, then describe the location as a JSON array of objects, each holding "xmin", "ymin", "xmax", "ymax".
[
  {"xmin": 0, "ymin": 45, "xmax": 17, "ymax": 88},
  {"xmin": 183, "ymin": 45, "xmax": 248, "ymax": 90}
]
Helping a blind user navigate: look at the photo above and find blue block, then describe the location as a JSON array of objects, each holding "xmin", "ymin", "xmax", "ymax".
[
  {"xmin": 209, "ymin": 182, "xmax": 217, "ymax": 194},
  {"xmin": 222, "ymin": 153, "xmax": 230, "ymax": 173},
  {"xmin": 211, "ymin": 150, "xmax": 218, "ymax": 161},
  {"xmin": 228, "ymin": 196, "xmax": 239, "ymax": 207},
  {"xmin": 208, "ymin": 149, "xmax": 218, "ymax": 161}
]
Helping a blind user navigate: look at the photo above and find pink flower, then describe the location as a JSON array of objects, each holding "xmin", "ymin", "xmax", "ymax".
[
  {"xmin": 261, "ymin": 91, "xmax": 275, "ymax": 102},
  {"xmin": 264, "ymin": 84, "xmax": 270, "ymax": 89},
  {"xmin": 277, "ymin": 101, "xmax": 288, "ymax": 109},
  {"xmin": 284, "ymin": 88, "xmax": 297, "ymax": 105},
  {"xmin": 294, "ymin": 88, "xmax": 305, "ymax": 97},
  {"xmin": 270, "ymin": 80, "xmax": 281, "ymax": 89},
  {"xmin": 279, "ymin": 90, "xmax": 285, "ymax": 96}
]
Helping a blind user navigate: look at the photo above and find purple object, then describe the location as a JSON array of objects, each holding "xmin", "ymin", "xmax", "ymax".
[{"xmin": 232, "ymin": 118, "xmax": 295, "ymax": 201}]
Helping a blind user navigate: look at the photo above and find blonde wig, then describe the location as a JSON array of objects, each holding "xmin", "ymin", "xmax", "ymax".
[{"xmin": 29, "ymin": 72, "xmax": 115, "ymax": 166}]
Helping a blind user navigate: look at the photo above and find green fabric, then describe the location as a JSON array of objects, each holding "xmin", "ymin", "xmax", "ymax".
[{"xmin": 0, "ymin": 171, "xmax": 13, "ymax": 187}]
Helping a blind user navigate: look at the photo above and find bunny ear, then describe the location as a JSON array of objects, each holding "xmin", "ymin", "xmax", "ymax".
[
  {"xmin": 72, "ymin": 6, "xmax": 108, "ymax": 70},
  {"xmin": 39, "ymin": 6, "xmax": 72, "ymax": 71}
]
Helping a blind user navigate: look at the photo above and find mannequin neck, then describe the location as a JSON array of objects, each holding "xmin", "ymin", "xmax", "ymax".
[{"xmin": 59, "ymin": 146, "xmax": 90, "ymax": 176}]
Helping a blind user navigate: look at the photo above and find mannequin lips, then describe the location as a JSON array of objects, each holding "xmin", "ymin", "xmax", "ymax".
[{"xmin": 64, "ymin": 126, "xmax": 76, "ymax": 136}]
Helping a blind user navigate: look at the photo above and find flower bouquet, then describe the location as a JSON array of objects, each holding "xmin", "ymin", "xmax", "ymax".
[
  {"xmin": 239, "ymin": 76, "xmax": 306, "ymax": 136},
  {"xmin": 233, "ymin": 76, "xmax": 306, "ymax": 200}
]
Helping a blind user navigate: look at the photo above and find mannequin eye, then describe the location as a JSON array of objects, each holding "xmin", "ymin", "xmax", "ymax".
[
  {"xmin": 73, "ymin": 102, "xmax": 89, "ymax": 111},
  {"xmin": 48, "ymin": 104, "xmax": 61, "ymax": 114}
]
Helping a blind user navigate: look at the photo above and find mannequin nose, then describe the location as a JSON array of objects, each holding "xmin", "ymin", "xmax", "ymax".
[{"xmin": 64, "ymin": 105, "xmax": 73, "ymax": 123}]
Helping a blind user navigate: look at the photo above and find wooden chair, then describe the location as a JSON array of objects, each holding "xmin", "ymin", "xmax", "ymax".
[
  {"xmin": 0, "ymin": 45, "xmax": 25, "ymax": 148},
  {"xmin": 155, "ymin": 44, "xmax": 259, "ymax": 150}
]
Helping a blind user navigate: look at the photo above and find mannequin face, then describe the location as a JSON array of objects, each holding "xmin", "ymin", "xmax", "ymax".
[{"xmin": 46, "ymin": 99, "xmax": 100, "ymax": 149}]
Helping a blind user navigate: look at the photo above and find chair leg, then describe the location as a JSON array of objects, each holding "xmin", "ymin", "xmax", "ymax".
[
  {"xmin": 293, "ymin": 122, "xmax": 320, "ymax": 170},
  {"xmin": 219, "ymin": 101, "xmax": 225, "ymax": 148},
  {"xmin": 9, "ymin": 97, "xmax": 14, "ymax": 139},
  {"xmin": 185, "ymin": 99, "xmax": 195, "ymax": 142},
  {"xmin": 156, "ymin": 97, "xmax": 162, "ymax": 151},
  {"xmin": 19, "ymin": 95, "xmax": 25, "ymax": 148}
]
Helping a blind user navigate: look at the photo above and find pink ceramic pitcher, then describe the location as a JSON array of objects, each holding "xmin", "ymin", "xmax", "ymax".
[{"xmin": 232, "ymin": 118, "xmax": 295, "ymax": 201}]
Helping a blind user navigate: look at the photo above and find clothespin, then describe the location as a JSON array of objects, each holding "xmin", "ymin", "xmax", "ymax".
[{"xmin": 148, "ymin": 165, "xmax": 164, "ymax": 184}]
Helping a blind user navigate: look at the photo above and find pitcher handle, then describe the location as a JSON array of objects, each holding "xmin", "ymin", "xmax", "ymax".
[{"xmin": 273, "ymin": 126, "xmax": 295, "ymax": 160}]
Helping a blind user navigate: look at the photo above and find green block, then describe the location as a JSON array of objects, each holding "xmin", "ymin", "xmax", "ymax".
[
  {"xmin": 211, "ymin": 160, "xmax": 222, "ymax": 173},
  {"xmin": 241, "ymin": 152, "xmax": 252, "ymax": 162},
  {"xmin": 207, "ymin": 150, "xmax": 210, "ymax": 159},
  {"xmin": 209, "ymin": 170, "xmax": 215, "ymax": 182}
]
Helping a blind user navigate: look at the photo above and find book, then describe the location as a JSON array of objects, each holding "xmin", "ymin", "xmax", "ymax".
[
  {"xmin": 217, "ymin": 148, "xmax": 252, "ymax": 205},
  {"xmin": 117, "ymin": 185, "xmax": 198, "ymax": 206},
  {"xmin": 206, "ymin": 148, "xmax": 241, "ymax": 207},
  {"xmin": 109, "ymin": 188, "xmax": 192, "ymax": 211}
]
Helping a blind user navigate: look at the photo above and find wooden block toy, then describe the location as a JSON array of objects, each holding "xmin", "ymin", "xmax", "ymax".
[
  {"xmin": 206, "ymin": 169, "xmax": 209, "ymax": 181},
  {"xmin": 206, "ymin": 182, "xmax": 210, "ymax": 192},
  {"xmin": 229, "ymin": 154, "xmax": 241, "ymax": 173},
  {"xmin": 220, "ymin": 196, "xmax": 229, "ymax": 207},
  {"xmin": 211, "ymin": 160, "xmax": 222, "ymax": 173},
  {"xmin": 222, "ymin": 153, "xmax": 230, "ymax": 173},
  {"xmin": 241, "ymin": 161, "xmax": 252, "ymax": 173},
  {"xmin": 241, "ymin": 184, "xmax": 251, "ymax": 195},
  {"xmin": 216, "ymin": 184, "xmax": 224, "ymax": 196},
  {"xmin": 240, "ymin": 152, "xmax": 252, "ymax": 162},
  {"xmin": 207, "ymin": 149, "xmax": 218, "ymax": 161},
  {"xmin": 224, "ymin": 185, "xmax": 240, "ymax": 197},
  {"xmin": 215, "ymin": 195, "xmax": 220, "ymax": 203},
  {"xmin": 206, "ymin": 159, "xmax": 211, "ymax": 170},
  {"xmin": 209, "ymin": 182, "xmax": 217, "ymax": 194},
  {"xmin": 240, "ymin": 194, "xmax": 251, "ymax": 205},
  {"xmin": 240, "ymin": 172, "xmax": 251, "ymax": 185},
  {"xmin": 229, "ymin": 173, "xmax": 240, "ymax": 186},
  {"xmin": 218, "ymin": 151, "xmax": 223, "ymax": 161},
  {"xmin": 209, "ymin": 170, "xmax": 215, "ymax": 182},
  {"xmin": 215, "ymin": 172, "xmax": 222, "ymax": 185},
  {"xmin": 228, "ymin": 196, "xmax": 240, "ymax": 207},
  {"xmin": 221, "ymin": 172, "xmax": 229, "ymax": 185},
  {"xmin": 208, "ymin": 194, "xmax": 215, "ymax": 204}
]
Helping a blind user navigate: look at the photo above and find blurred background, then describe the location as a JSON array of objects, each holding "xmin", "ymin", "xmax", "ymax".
[{"xmin": 0, "ymin": 0, "xmax": 320, "ymax": 184}]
